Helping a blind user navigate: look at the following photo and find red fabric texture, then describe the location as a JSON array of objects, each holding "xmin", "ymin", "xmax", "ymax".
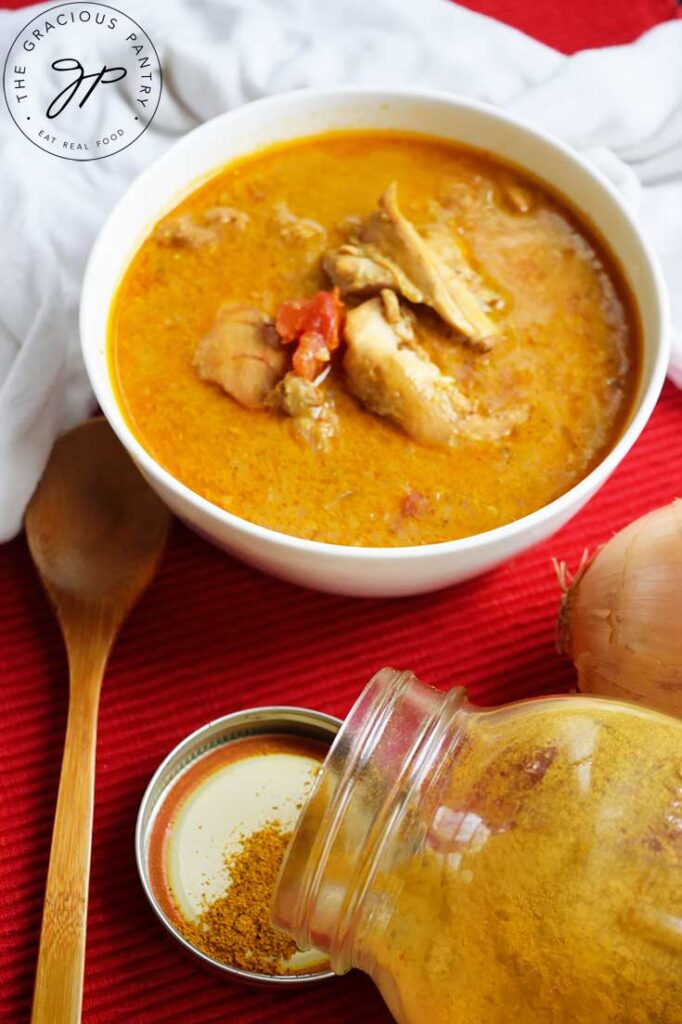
[
  {"xmin": 1, "ymin": 2, "xmax": 680, "ymax": 1022},
  {"xmin": 456, "ymin": 0, "xmax": 679, "ymax": 52}
]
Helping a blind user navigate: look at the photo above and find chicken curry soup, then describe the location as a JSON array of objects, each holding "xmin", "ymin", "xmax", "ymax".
[{"xmin": 109, "ymin": 132, "xmax": 639, "ymax": 547}]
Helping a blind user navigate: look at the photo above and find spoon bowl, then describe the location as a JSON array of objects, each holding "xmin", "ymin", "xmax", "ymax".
[{"xmin": 27, "ymin": 418, "xmax": 170, "ymax": 606}]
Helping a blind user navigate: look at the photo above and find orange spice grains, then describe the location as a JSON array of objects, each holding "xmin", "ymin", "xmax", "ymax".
[{"xmin": 178, "ymin": 821, "xmax": 298, "ymax": 974}]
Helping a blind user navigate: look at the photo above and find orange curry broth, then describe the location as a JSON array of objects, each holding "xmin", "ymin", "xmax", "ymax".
[{"xmin": 108, "ymin": 131, "xmax": 640, "ymax": 547}]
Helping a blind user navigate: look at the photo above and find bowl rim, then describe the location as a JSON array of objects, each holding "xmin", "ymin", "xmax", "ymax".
[{"xmin": 81, "ymin": 84, "xmax": 671, "ymax": 562}]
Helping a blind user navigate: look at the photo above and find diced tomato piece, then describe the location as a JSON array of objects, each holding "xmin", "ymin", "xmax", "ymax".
[
  {"xmin": 275, "ymin": 289, "xmax": 343, "ymax": 379},
  {"xmin": 292, "ymin": 332, "xmax": 330, "ymax": 381},
  {"xmin": 276, "ymin": 302, "xmax": 309, "ymax": 344}
]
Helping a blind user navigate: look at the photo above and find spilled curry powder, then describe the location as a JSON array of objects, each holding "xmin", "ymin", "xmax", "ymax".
[{"xmin": 178, "ymin": 821, "xmax": 298, "ymax": 974}]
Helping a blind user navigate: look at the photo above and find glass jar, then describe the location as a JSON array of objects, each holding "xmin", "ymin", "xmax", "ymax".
[{"xmin": 273, "ymin": 669, "xmax": 682, "ymax": 1023}]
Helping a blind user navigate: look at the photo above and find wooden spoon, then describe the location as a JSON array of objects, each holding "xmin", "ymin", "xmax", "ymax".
[{"xmin": 25, "ymin": 418, "xmax": 171, "ymax": 1024}]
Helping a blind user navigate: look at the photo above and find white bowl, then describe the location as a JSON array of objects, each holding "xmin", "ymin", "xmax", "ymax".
[{"xmin": 81, "ymin": 87, "xmax": 669, "ymax": 598}]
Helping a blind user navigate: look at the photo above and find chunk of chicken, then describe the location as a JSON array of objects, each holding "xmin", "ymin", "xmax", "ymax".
[
  {"xmin": 343, "ymin": 296, "xmax": 519, "ymax": 446},
  {"xmin": 323, "ymin": 241, "xmax": 419, "ymax": 302},
  {"xmin": 266, "ymin": 372, "xmax": 338, "ymax": 451},
  {"xmin": 267, "ymin": 372, "xmax": 322, "ymax": 417},
  {"xmin": 421, "ymin": 224, "xmax": 504, "ymax": 313},
  {"xmin": 194, "ymin": 305, "xmax": 286, "ymax": 409},
  {"xmin": 273, "ymin": 202, "xmax": 326, "ymax": 243},
  {"xmin": 364, "ymin": 183, "xmax": 500, "ymax": 347},
  {"xmin": 156, "ymin": 206, "xmax": 249, "ymax": 248},
  {"xmin": 202, "ymin": 205, "xmax": 250, "ymax": 230},
  {"xmin": 156, "ymin": 213, "xmax": 216, "ymax": 249},
  {"xmin": 379, "ymin": 288, "xmax": 416, "ymax": 341},
  {"xmin": 325, "ymin": 183, "xmax": 499, "ymax": 349},
  {"xmin": 324, "ymin": 230, "xmax": 502, "ymax": 314}
]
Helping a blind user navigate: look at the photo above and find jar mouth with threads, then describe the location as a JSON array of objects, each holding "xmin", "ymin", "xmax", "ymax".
[{"xmin": 272, "ymin": 668, "xmax": 467, "ymax": 974}]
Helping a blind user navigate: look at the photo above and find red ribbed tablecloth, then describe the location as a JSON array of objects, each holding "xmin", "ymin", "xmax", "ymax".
[{"xmin": 2, "ymin": 2, "xmax": 681, "ymax": 1022}]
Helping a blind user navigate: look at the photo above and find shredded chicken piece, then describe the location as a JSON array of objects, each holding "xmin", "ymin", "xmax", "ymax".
[
  {"xmin": 194, "ymin": 305, "xmax": 286, "ymax": 408},
  {"xmin": 202, "ymin": 206, "xmax": 250, "ymax": 229},
  {"xmin": 154, "ymin": 205, "xmax": 249, "ymax": 247},
  {"xmin": 155, "ymin": 206, "xmax": 249, "ymax": 247},
  {"xmin": 325, "ymin": 183, "xmax": 500, "ymax": 349},
  {"xmin": 338, "ymin": 214, "xmax": 364, "ymax": 235},
  {"xmin": 266, "ymin": 372, "xmax": 338, "ymax": 452},
  {"xmin": 379, "ymin": 289, "xmax": 416, "ymax": 341},
  {"xmin": 273, "ymin": 202, "xmax": 326, "ymax": 242},
  {"xmin": 267, "ymin": 373, "xmax": 320, "ymax": 416},
  {"xmin": 421, "ymin": 224, "xmax": 504, "ymax": 312},
  {"xmin": 155, "ymin": 214, "xmax": 217, "ymax": 249},
  {"xmin": 323, "ymin": 241, "xmax": 401, "ymax": 297},
  {"xmin": 344, "ymin": 297, "xmax": 520, "ymax": 446},
  {"xmin": 363, "ymin": 183, "xmax": 499, "ymax": 348}
]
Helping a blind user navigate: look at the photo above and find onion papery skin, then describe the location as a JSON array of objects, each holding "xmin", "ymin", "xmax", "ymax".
[{"xmin": 562, "ymin": 500, "xmax": 682, "ymax": 717}]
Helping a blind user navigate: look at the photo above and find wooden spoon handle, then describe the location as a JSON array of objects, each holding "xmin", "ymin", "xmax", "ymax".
[{"xmin": 31, "ymin": 654, "xmax": 105, "ymax": 1024}]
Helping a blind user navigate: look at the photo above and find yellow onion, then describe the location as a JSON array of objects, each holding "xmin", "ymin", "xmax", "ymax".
[{"xmin": 557, "ymin": 499, "xmax": 682, "ymax": 717}]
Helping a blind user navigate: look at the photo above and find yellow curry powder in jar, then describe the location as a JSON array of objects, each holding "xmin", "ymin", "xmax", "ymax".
[{"xmin": 273, "ymin": 670, "xmax": 682, "ymax": 1024}]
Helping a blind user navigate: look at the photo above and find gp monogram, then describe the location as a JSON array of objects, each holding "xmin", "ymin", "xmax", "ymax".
[{"xmin": 2, "ymin": 2, "xmax": 162, "ymax": 160}]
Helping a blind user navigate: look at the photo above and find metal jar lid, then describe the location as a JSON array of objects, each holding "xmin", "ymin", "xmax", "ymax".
[{"xmin": 135, "ymin": 705, "xmax": 341, "ymax": 986}]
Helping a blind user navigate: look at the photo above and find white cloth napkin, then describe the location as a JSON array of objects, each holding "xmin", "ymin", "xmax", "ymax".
[{"xmin": 1, "ymin": 0, "xmax": 681, "ymax": 541}]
